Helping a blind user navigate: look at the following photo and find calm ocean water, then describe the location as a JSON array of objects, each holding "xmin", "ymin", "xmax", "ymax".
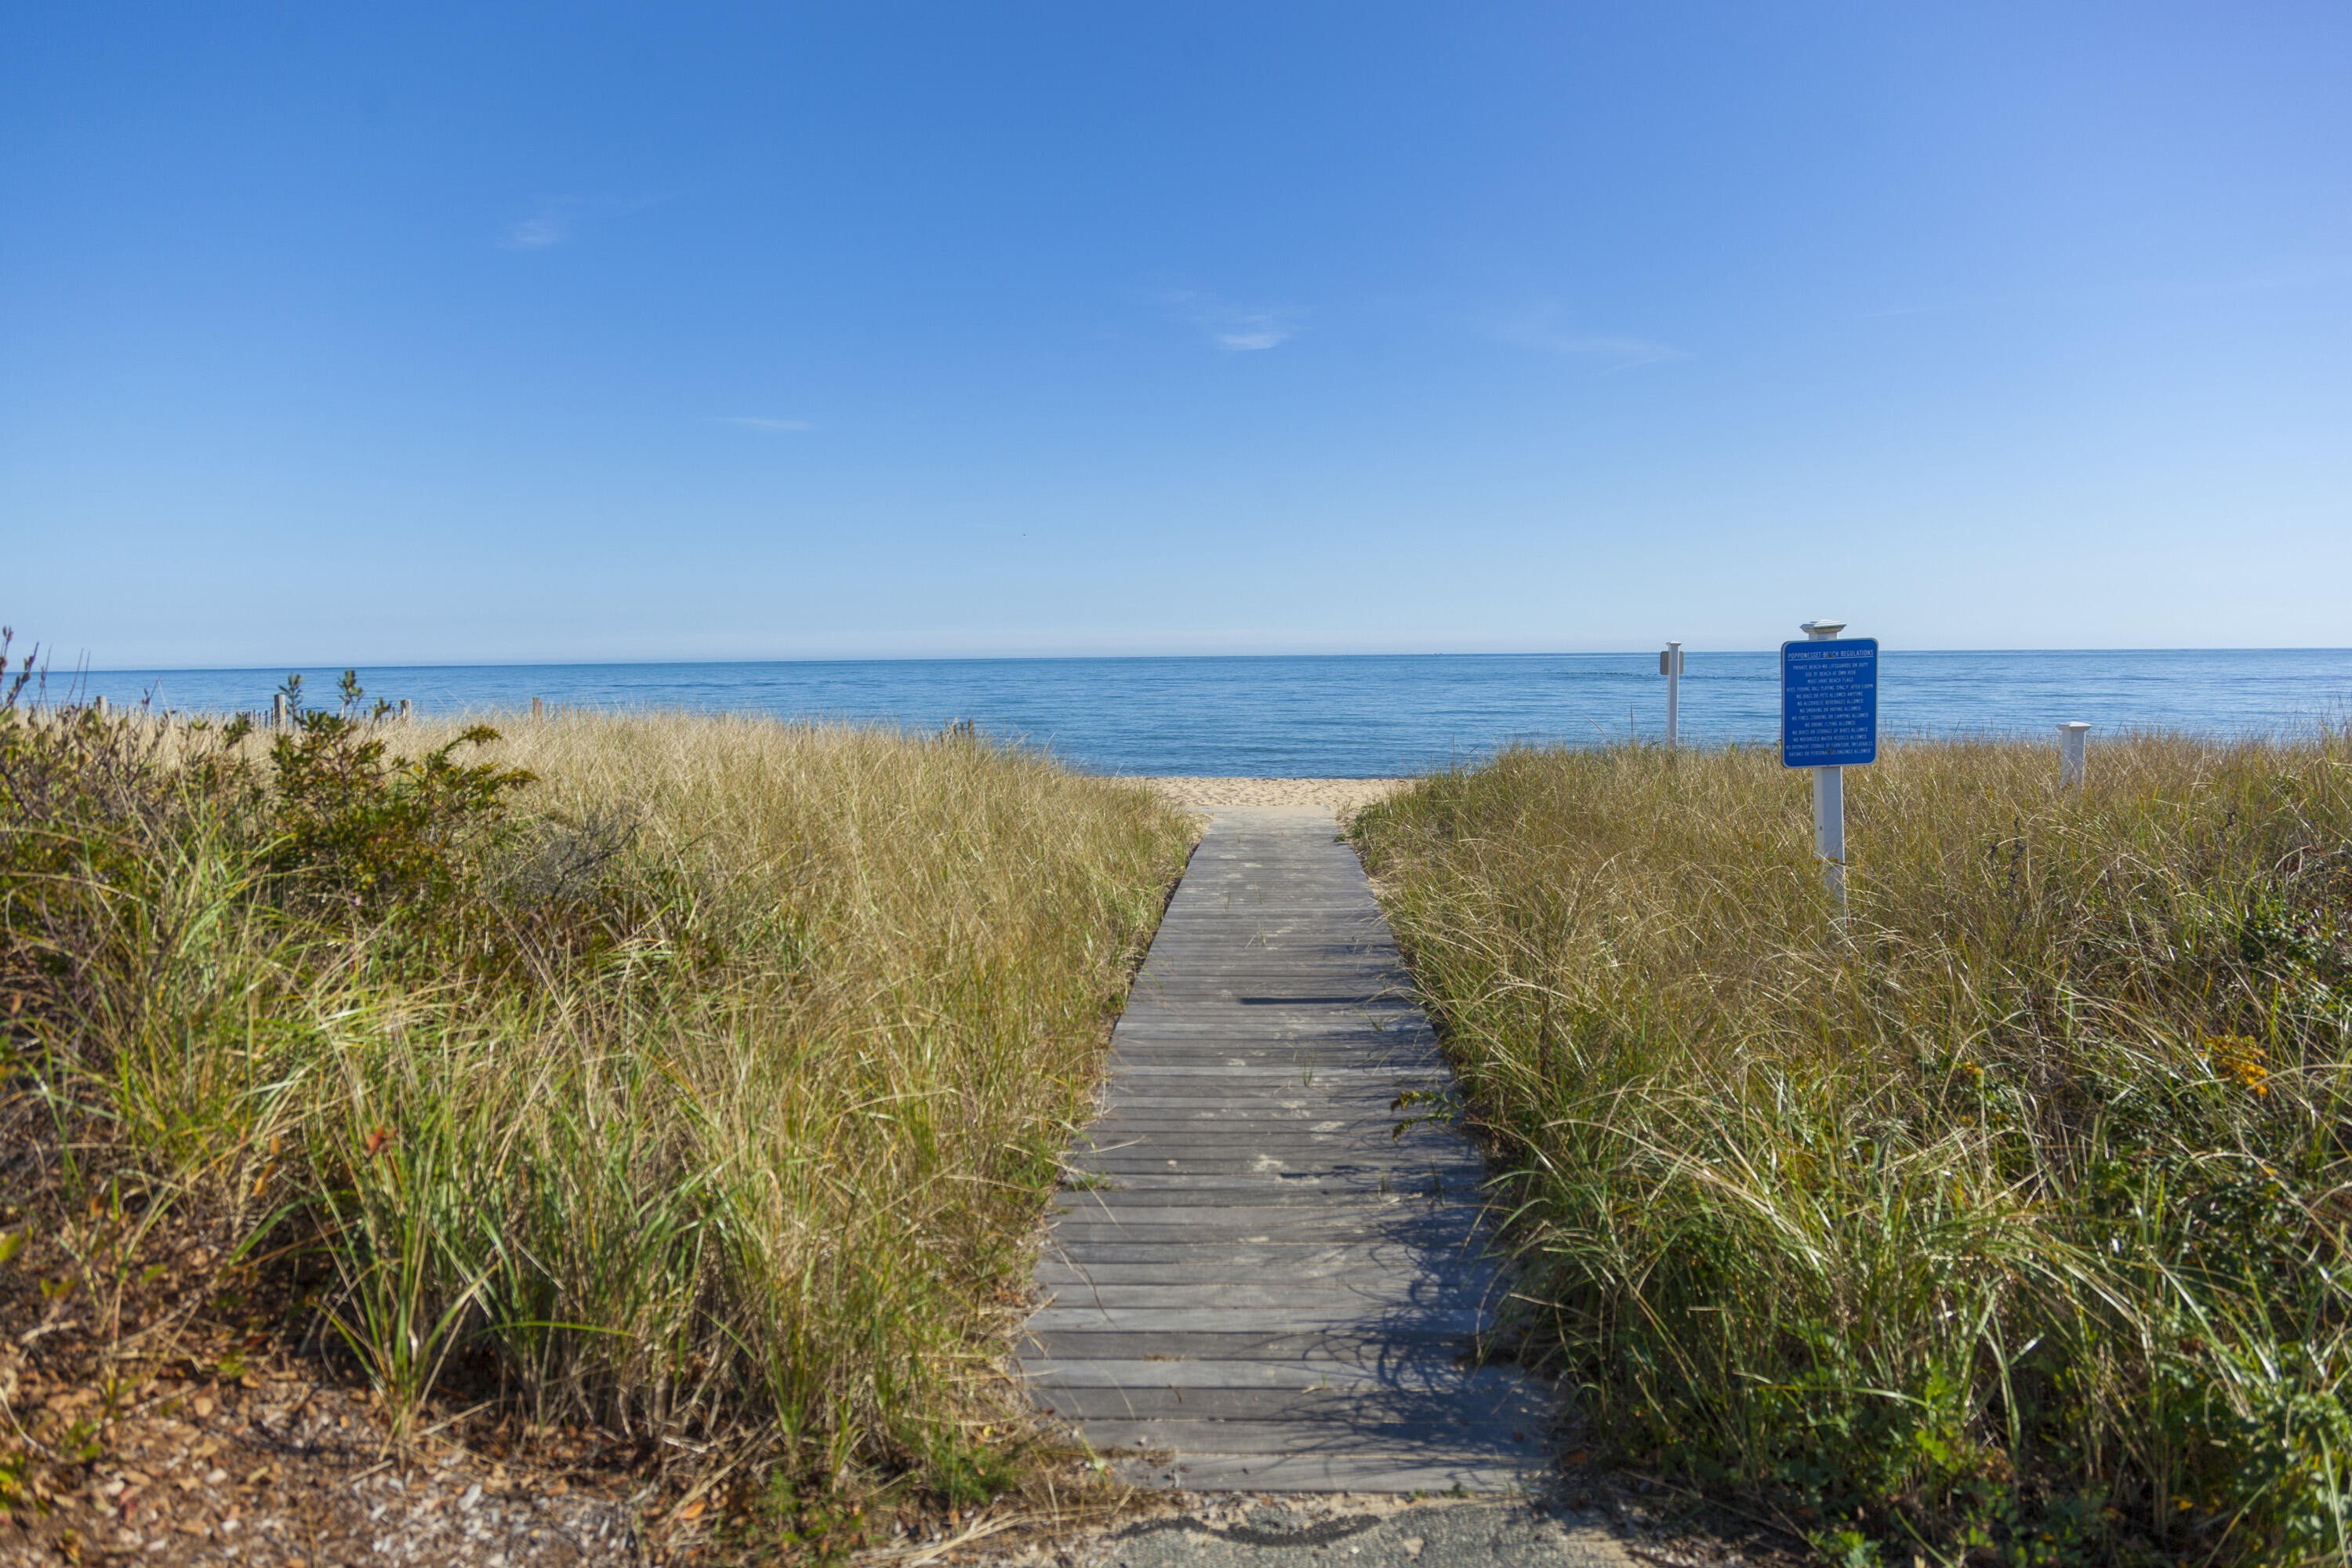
[{"xmin": 63, "ymin": 651, "xmax": 2352, "ymax": 778}]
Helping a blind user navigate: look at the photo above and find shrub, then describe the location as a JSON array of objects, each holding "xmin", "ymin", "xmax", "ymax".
[
  {"xmin": 0, "ymin": 645, "xmax": 1192, "ymax": 1526},
  {"xmin": 1355, "ymin": 735, "xmax": 2352, "ymax": 1566}
]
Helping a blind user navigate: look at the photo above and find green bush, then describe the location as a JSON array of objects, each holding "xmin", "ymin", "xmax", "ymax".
[{"xmin": 259, "ymin": 670, "xmax": 535, "ymax": 950}]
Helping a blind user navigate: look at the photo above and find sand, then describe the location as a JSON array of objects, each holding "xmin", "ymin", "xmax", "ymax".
[{"xmin": 1139, "ymin": 777, "xmax": 1408, "ymax": 815}]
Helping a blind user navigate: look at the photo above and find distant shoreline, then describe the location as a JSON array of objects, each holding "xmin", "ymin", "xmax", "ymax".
[{"xmin": 69, "ymin": 645, "xmax": 2352, "ymax": 676}]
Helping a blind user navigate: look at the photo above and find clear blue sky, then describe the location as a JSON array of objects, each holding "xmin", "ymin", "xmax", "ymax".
[{"xmin": 5, "ymin": 2, "xmax": 2347, "ymax": 666}]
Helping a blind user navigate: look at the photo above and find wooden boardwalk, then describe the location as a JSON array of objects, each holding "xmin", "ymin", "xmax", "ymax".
[{"xmin": 1018, "ymin": 806, "xmax": 1549, "ymax": 1492}]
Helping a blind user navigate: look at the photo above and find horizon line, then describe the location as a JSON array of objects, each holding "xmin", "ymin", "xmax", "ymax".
[{"xmin": 66, "ymin": 644, "xmax": 2352, "ymax": 675}]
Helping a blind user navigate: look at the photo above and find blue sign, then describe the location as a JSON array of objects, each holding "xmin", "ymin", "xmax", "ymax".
[{"xmin": 1781, "ymin": 638, "xmax": 1879, "ymax": 768}]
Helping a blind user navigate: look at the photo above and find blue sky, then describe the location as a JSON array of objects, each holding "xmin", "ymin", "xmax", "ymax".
[{"xmin": 5, "ymin": 2, "xmax": 2347, "ymax": 666}]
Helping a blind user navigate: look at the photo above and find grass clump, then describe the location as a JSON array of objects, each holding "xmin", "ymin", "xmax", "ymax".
[
  {"xmin": 1353, "ymin": 735, "xmax": 2352, "ymax": 1565},
  {"xmin": 1, "ymin": 648, "xmax": 1192, "ymax": 1536}
]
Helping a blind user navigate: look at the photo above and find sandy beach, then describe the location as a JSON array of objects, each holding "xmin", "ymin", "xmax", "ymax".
[{"xmin": 1140, "ymin": 777, "xmax": 1408, "ymax": 815}]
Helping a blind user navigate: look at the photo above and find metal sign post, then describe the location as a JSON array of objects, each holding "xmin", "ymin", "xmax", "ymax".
[
  {"xmin": 2057, "ymin": 722, "xmax": 2089, "ymax": 789},
  {"xmin": 1659, "ymin": 641, "xmax": 1684, "ymax": 749},
  {"xmin": 1781, "ymin": 620, "xmax": 1878, "ymax": 915}
]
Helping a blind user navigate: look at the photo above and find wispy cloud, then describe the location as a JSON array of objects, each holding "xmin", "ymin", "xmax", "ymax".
[
  {"xmin": 1159, "ymin": 289, "xmax": 1302, "ymax": 352},
  {"xmin": 1487, "ymin": 303, "xmax": 1687, "ymax": 371},
  {"xmin": 717, "ymin": 416, "xmax": 815, "ymax": 433},
  {"xmin": 499, "ymin": 198, "xmax": 583, "ymax": 250},
  {"xmin": 497, "ymin": 193, "xmax": 664, "ymax": 252}
]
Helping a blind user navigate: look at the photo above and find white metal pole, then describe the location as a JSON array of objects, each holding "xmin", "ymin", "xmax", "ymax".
[
  {"xmin": 1814, "ymin": 762, "xmax": 1846, "ymax": 906},
  {"xmin": 1801, "ymin": 619, "xmax": 1848, "ymax": 913},
  {"xmin": 1664, "ymin": 641, "xmax": 1682, "ymax": 750},
  {"xmin": 2057, "ymin": 722, "xmax": 2089, "ymax": 789}
]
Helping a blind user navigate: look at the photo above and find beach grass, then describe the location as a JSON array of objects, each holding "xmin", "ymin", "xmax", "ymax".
[
  {"xmin": 1, "ymin": 684, "xmax": 1193, "ymax": 1537},
  {"xmin": 1352, "ymin": 734, "xmax": 2352, "ymax": 1566}
]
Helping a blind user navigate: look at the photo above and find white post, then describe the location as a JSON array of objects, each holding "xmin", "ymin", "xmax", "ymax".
[
  {"xmin": 1814, "ymin": 760, "xmax": 1846, "ymax": 906},
  {"xmin": 1801, "ymin": 619, "xmax": 1848, "ymax": 912},
  {"xmin": 272, "ymin": 692, "xmax": 289, "ymax": 728},
  {"xmin": 1662, "ymin": 641, "xmax": 1683, "ymax": 750},
  {"xmin": 2057, "ymin": 722, "xmax": 2089, "ymax": 790},
  {"xmin": 398, "ymin": 699, "xmax": 412, "ymax": 722}
]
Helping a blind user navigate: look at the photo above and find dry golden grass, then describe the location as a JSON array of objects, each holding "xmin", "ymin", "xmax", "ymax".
[
  {"xmin": 5, "ymin": 705, "xmax": 1196, "ymax": 1526},
  {"xmin": 1356, "ymin": 733, "xmax": 2352, "ymax": 1565}
]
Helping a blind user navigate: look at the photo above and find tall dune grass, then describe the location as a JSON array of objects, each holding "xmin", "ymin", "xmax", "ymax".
[
  {"xmin": 2, "ymin": 689, "xmax": 1192, "ymax": 1509},
  {"xmin": 1354, "ymin": 735, "xmax": 2352, "ymax": 1566}
]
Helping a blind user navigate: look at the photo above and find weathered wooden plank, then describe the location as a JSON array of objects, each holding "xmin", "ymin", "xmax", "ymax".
[
  {"xmin": 1076, "ymin": 1120, "xmax": 1455, "ymax": 1136},
  {"xmin": 1027, "ymin": 1305, "xmax": 1489, "ymax": 1334},
  {"xmin": 1086, "ymin": 1107, "xmax": 1446, "ymax": 1123},
  {"xmin": 1058, "ymin": 1194, "xmax": 1477, "ymax": 1222},
  {"xmin": 1089, "ymin": 1103, "xmax": 1448, "ymax": 1120},
  {"xmin": 1040, "ymin": 1224, "xmax": 1479, "ymax": 1247},
  {"xmin": 1071, "ymin": 1142, "xmax": 1454, "ymax": 1158},
  {"xmin": 1060, "ymin": 1161, "xmax": 1480, "ymax": 1183},
  {"xmin": 1116, "ymin": 1008, "xmax": 1428, "ymax": 1022},
  {"xmin": 1069, "ymin": 1147, "xmax": 1463, "ymax": 1165},
  {"xmin": 1101, "ymin": 1053, "xmax": 1435, "ymax": 1067},
  {"xmin": 1033, "ymin": 1376, "xmax": 1538, "ymax": 1422},
  {"xmin": 1052, "ymin": 1185, "xmax": 1479, "ymax": 1208},
  {"xmin": 1098, "ymin": 1072, "xmax": 1441, "ymax": 1089},
  {"xmin": 1120, "ymin": 1000, "xmax": 1417, "ymax": 1012},
  {"xmin": 1114, "ymin": 1454, "xmax": 1536, "ymax": 1494},
  {"xmin": 1112, "ymin": 1032, "xmax": 1432, "ymax": 1047},
  {"xmin": 1072, "ymin": 1127, "xmax": 1459, "ymax": 1145},
  {"xmin": 1076, "ymin": 1125, "xmax": 1452, "ymax": 1139},
  {"xmin": 1104, "ymin": 1053, "xmax": 1441, "ymax": 1070},
  {"xmin": 1109, "ymin": 1026, "xmax": 1436, "ymax": 1044},
  {"xmin": 1065, "ymin": 1161, "xmax": 1479, "ymax": 1182},
  {"xmin": 1031, "ymin": 1281, "xmax": 1501, "ymax": 1311},
  {"xmin": 1025, "ymin": 1250, "xmax": 1477, "ymax": 1279},
  {"xmin": 1035, "ymin": 1254, "xmax": 1498, "ymax": 1283},
  {"xmin": 1017, "ymin": 808, "xmax": 1543, "ymax": 1493},
  {"xmin": 1022, "ymin": 1356, "xmax": 1501, "ymax": 1391},
  {"xmin": 1095, "ymin": 1080, "xmax": 1441, "ymax": 1097},
  {"xmin": 1064, "ymin": 1160, "xmax": 1464, "ymax": 1181},
  {"xmin": 1074, "ymin": 1121, "xmax": 1459, "ymax": 1138},
  {"xmin": 1091, "ymin": 1087, "xmax": 1446, "ymax": 1102},
  {"xmin": 1046, "ymin": 1200, "xmax": 1475, "ymax": 1223},
  {"xmin": 1058, "ymin": 1417, "xmax": 1542, "ymax": 1458},
  {"xmin": 1109, "ymin": 1036, "xmax": 1437, "ymax": 1054},
  {"xmin": 1032, "ymin": 1285, "xmax": 1501, "ymax": 1313},
  {"xmin": 1066, "ymin": 1151, "xmax": 1470, "ymax": 1169},
  {"xmin": 1123, "ymin": 983, "xmax": 1420, "ymax": 996},
  {"xmin": 1032, "ymin": 1256, "xmax": 1495, "ymax": 1281},
  {"xmin": 1087, "ymin": 1105, "xmax": 1446, "ymax": 1123},
  {"xmin": 1039, "ymin": 1222, "xmax": 1485, "ymax": 1245},
  {"xmin": 1022, "ymin": 1330, "xmax": 1485, "ymax": 1364}
]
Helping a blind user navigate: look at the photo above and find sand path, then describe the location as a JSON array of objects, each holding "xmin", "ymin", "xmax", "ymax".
[{"xmin": 1137, "ymin": 779, "xmax": 1406, "ymax": 815}]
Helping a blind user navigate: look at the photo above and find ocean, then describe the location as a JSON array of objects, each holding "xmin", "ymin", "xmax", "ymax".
[{"xmin": 57, "ymin": 649, "xmax": 2352, "ymax": 779}]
